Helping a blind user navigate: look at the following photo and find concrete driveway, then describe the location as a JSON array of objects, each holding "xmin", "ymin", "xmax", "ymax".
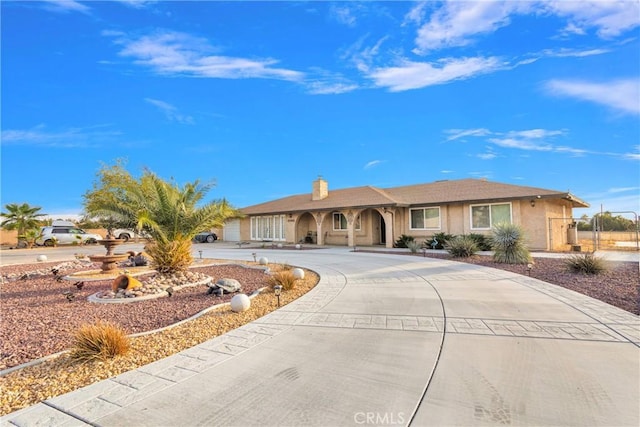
[{"xmin": 3, "ymin": 245, "xmax": 639, "ymax": 426}]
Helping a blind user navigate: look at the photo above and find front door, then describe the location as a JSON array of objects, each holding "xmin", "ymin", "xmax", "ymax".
[{"xmin": 380, "ymin": 215, "xmax": 386, "ymax": 245}]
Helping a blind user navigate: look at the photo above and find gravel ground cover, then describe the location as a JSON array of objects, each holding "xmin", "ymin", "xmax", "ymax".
[{"xmin": 0, "ymin": 260, "xmax": 319, "ymax": 415}]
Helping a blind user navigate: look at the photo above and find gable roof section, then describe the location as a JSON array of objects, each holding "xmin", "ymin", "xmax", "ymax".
[
  {"xmin": 241, "ymin": 178, "xmax": 588, "ymax": 215},
  {"xmin": 385, "ymin": 179, "xmax": 587, "ymax": 206},
  {"xmin": 241, "ymin": 185, "xmax": 399, "ymax": 215}
]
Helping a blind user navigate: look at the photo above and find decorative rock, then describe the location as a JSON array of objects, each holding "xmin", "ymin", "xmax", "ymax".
[
  {"xmin": 292, "ymin": 268, "xmax": 305, "ymax": 280},
  {"xmin": 258, "ymin": 257, "xmax": 268, "ymax": 265},
  {"xmin": 230, "ymin": 294, "xmax": 251, "ymax": 312},
  {"xmin": 295, "ymin": 244, "xmax": 301, "ymax": 249},
  {"xmin": 36, "ymin": 255, "xmax": 48, "ymax": 262},
  {"xmin": 277, "ymin": 243, "xmax": 283, "ymax": 248},
  {"xmin": 210, "ymin": 278, "xmax": 241, "ymax": 294}
]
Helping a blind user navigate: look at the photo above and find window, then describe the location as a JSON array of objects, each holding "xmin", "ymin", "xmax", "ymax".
[
  {"xmin": 333, "ymin": 213, "xmax": 361, "ymax": 231},
  {"xmin": 410, "ymin": 207, "xmax": 440, "ymax": 230},
  {"xmin": 471, "ymin": 203, "xmax": 512, "ymax": 229},
  {"xmin": 250, "ymin": 215, "xmax": 286, "ymax": 241}
]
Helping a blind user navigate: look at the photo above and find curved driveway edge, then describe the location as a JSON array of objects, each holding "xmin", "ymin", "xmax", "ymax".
[{"xmin": 2, "ymin": 247, "xmax": 638, "ymax": 426}]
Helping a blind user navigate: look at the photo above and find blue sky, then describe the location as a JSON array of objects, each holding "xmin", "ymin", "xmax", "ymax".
[{"xmin": 1, "ymin": 0, "xmax": 639, "ymax": 220}]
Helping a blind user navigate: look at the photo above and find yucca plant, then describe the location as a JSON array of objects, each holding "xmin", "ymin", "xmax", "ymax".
[
  {"xmin": 267, "ymin": 270, "xmax": 297, "ymax": 291},
  {"xmin": 564, "ymin": 253, "xmax": 607, "ymax": 274},
  {"xmin": 491, "ymin": 223, "xmax": 532, "ymax": 264},
  {"xmin": 70, "ymin": 321, "xmax": 130, "ymax": 362},
  {"xmin": 445, "ymin": 235, "xmax": 479, "ymax": 258}
]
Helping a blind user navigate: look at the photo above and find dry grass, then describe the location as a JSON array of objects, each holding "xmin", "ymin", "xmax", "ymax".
[
  {"xmin": 267, "ymin": 269, "xmax": 297, "ymax": 290},
  {"xmin": 69, "ymin": 321, "xmax": 130, "ymax": 362}
]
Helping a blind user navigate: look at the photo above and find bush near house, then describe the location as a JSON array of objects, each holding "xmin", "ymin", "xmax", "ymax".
[
  {"xmin": 445, "ymin": 235, "xmax": 479, "ymax": 258},
  {"xmin": 425, "ymin": 232, "xmax": 454, "ymax": 249},
  {"xmin": 394, "ymin": 234, "xmax": 415, "ymax": 248}
]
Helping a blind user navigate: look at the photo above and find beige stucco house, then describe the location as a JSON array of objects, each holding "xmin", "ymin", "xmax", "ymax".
[{"xmin": 226, "ymin": 177, "xmax": 589, "ymax": 251}]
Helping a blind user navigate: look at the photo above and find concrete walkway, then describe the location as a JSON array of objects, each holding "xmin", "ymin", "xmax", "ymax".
[{"xmin": 3, "ymin": 246, "xmax": 639, "ymax": 426}]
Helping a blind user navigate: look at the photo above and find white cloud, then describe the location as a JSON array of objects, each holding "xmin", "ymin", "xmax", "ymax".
[
  {"xmin": 368, "ymin": 56, "xmax": 503, "ymax": 92},
  {"xmin": 41, "ymin": 0, "xmax": 90, "ymax": 14},
  {"xmin": 545, "ymin": 78, "xmax": 640, "ymax": 115},
  {"xmin": 1, "ymin": 125, "xmax": 120, "ymax": 147},
  {"xmin": 144, "ymin": 98, "xmax": 194, "ymax": 124},
  {"xmin": 506, "ymin": 129, "xmax": 566, "ymax": 139},
  {"xmin": 488, "ymin": 137, "xmax": 554, "ymax": 151},
  {"xmin": 114, "ymin": 0, "xmax": 155, "ymax": 9},
  {"xmin": 445, "ymin": 128, "xmax": 492, "ymax": 141},
  {"xmin": 330, "ymin": 4, "xmax": 358, "ymax": 27},
  {"xmin": 414, "ymin": 1, "xmax": 516, "ymax": 53},
  {"xmin": 306, "ymin": 81, "xmax": 359, "ymax": 95},
  {"xmin": 477, "ymin": 152, "xmax": 497, "ymax": 160},
  {"xmin": 403, "ymin": 2, "xmax": 428, "ymax": 26},
  {"xmin": 364, "ymin": 160, "xmax": 383, "ymax": 170},
  {"xmin": 109, "ymin": 30, "xmax": 304, "ymax": 81},
  {"xmin": 543, "ymin": 1, "xmax": 640, "ymax": 39},
  {"xmin": 412, "ymin": 1, "xmax": 638, "ymax": 54}
]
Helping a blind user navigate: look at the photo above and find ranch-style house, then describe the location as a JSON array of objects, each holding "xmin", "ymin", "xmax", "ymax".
[{"xmin": 222, "ymin": 177, "xmax": 589, "ymax": 251}]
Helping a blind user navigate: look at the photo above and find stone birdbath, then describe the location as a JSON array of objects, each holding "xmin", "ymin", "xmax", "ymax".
[{"xmin": 89, "ymin": 235, "xmax": 129, "ymax": 272}]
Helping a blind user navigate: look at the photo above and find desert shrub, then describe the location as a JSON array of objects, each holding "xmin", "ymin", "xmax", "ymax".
[
  {"xmin": 564, "ymin": 253, "xmax": 607, "ymax": 274},
  {"xmin": 394, "ymin": 234, "xmax": 415, "ymax": 248},
  {"xmin": 425, "ymin": 232, "xmax": 453, "ymax": 249},
  {"xmin": 407, "ymin": 240, "xmax": 422, "ymax": 253},
  {"xmin": 468, "ymin": 233, "xmax": 492, "ymax": 251},
  {"xmin": 445, "ymin": 235, "xmax": 479, "ymax": 258},
  {"xmin": 491, "ymin": 223, "xmax": 532, "ymax": 264},
  {"xmin": 70, "ymin": 321, "xmax": 130, "ymax": 363},
  {"xmin": 267, "ymin": 270, "xmax": 297, "ymax": 291}
]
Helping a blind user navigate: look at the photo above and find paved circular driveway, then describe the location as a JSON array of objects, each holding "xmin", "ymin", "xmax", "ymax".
[{"xmin": 3, "ymin": 246, "xmax": 639, "ymax": 426}]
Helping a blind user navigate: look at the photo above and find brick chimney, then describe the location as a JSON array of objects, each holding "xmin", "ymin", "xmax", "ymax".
[{"xmin": 312, "ymin": 176, "xmax": 328, "ymax": 201}]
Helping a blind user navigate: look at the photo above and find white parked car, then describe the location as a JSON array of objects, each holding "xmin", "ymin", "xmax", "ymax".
[
  {"xmin": 36, "ymin": 226, "xmax": 102, "ymax": 246},
  {"xmin": 112, "ymin": 229, "xmax": 149, "ymax": 242}
]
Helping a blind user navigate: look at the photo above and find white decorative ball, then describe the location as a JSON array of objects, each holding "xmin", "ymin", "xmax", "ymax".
[
  {"xmin": 292, "ymin": 268, "xmax": 305, "ymax": 280},
  {"xmin": 277, "ymin": 243, "xmax": 283, "ymax": 248},
  {"xmin": 295, "ymin": 244, "xmax": 301, "ymax": 249},
  {"xmin": 258, "ymin": 257, "xmax": 268, "ymax": 265},
  {"xmin": 37, "ymin": 255, "xmax": 48, "ymax": 262},
  {"xmin": 230, "ymin": 294, "xmax": 251, "ymax": 312}
]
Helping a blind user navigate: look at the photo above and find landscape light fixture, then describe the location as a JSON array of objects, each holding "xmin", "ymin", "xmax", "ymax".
[
  {"xmin": 274, "ymin": 285, "xmax": 283, "ymax": 307},
  {"xmin": 422, "ymin": 247, "xmax": 427, "ymax": 257},
  {"xmin": 527, "ymin": 263, "xmax": 533, "ymax": 276},
  {"xmin": 198, "ymin": 250, "xmax": 203, "ymax": 260}
]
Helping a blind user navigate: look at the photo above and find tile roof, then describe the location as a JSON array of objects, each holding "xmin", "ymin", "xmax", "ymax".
[{"xmin": 241, "ymin": 178, "xmax": 588, "ymax": 214}]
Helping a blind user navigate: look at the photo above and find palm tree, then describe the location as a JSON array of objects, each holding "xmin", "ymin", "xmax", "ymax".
[
  {"xmin": 1, "ymin": 203, "xmax": 46, "ymax": 247},
  {"xmin": 83, "ymin": 162, "xmax": 241, "ymax": 273}
]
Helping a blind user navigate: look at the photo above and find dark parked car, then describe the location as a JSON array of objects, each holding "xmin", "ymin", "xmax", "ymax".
[{"xmin": 193, "ymin": 231, "xmax": 218, "ymax": 243}]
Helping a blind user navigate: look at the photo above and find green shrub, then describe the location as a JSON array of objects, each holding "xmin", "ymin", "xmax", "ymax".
[
  {"xmin": 491, "ymin": 223, "xmax": 532, "ymax": 264},
  {"xmin": 564, "ymin": 253, "xmax": 607, "ymax": 274},
  {"xmin": 394, "ymin": 234, "xmax": 415, "ymax": 248},
  {"xmin": 70, "ymin": 321, "xmax": 130, "ymax": 362},
  {"xmin": 425, "ymin": 232, "xmax": 453, "ymax": 250},
  {"xmin": 468, "ymin": 233, "xmax": 492, "ymax": 251},
  {"xmin": 267, "ymin": 270, "xmax": 297, "ymax": 291},
  {"xmin": 445, "ymin": 235, "xmax": 479, "ymax": 258},
  {"xmin": 407, "ymin": 240, "xmax": 422, "ymax": 253}
]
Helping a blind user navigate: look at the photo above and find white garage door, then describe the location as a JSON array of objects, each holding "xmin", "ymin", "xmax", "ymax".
[{"xmin": 223, "ymin": 219, "xmax": 240, "ymax": 242}]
